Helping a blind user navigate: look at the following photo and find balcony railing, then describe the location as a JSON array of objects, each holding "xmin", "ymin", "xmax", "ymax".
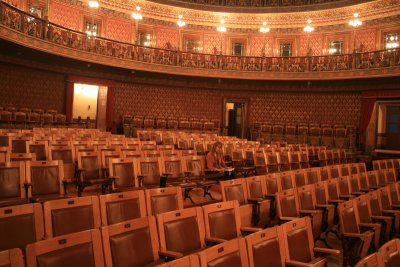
[
  {"xmin": 148, "ymin": 0, "xmax": 365, "ymax": 8},
  {"xmin": 0, "ymin": 2, "xmax": 399, "ymax": 76}
]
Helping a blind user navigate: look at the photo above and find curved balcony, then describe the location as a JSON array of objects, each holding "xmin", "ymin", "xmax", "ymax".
[
  {"xmin": 147, "ymin": 0, "xmax": 372, "ymax": 12},
  {"xmin": 0, "ymin": 2, "xmax": 399, "ymax": 80}
]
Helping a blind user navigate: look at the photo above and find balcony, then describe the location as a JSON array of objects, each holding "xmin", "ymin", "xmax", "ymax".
[{"xmin": 0, "ymin": 2, "xmax": 399, "ymax": 80}]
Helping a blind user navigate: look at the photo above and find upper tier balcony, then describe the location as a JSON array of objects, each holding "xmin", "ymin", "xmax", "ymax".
[{"xmin": 0, "ymin": 2, "xmax": 399, "ymax": 80}]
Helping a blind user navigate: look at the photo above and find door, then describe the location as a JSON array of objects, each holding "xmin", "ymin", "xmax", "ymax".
[
  {"xmin": 223, "ymin": 98, "xmax": 248, "ymax": 138},
  {"xmin": 386, "ymin": 106, "xmax": 400, "ymax": 149}
]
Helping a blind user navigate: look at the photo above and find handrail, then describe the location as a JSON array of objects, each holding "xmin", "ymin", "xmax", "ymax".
[
  {"xmin": 147, "ymin": 0, "xmax": 362, "ymax": 8},
  {"xmin": 0, "ymin": 1, "xmax": 399, "ymax": 75}
]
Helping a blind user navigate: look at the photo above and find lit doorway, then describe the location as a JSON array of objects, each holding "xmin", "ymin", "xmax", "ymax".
[
  {"xmin": 223, "ymin": 98, "xmax": 248, "ymax": 138},
  {"xmin": 73, "ymin": 83, "xmax": 108, "ymax": 130}
]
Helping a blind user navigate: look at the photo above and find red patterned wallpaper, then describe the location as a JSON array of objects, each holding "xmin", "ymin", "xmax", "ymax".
[
  {"xmin": 4, "ymin": 0, "xmax": 25, "ymax": 9},
  {"xmin": 105, "ymin": 17, "xmax": 132, "ymax": 43},
  {"xmin": 355, "ymin": 28, "xmax": 377, "ymax": 52},
  {"xmin": 113, "ymin": 82, "xmax": 361, "ymax": 126},
  {"xmin": 249, "ymin": 35, "xmax": 274, "ymax": 56},
  {"xmin": 249, "ymin": 92, "xmax": 360, "ymax": 125},
  {"xmin": 49, "ymin": 1, "xmax": 80, "ymax": 30},
  {"xmin": 155, "ymin": 27, "xmax": 179, "ymax": 49},
  {"xmin": 299, "ymin": 33, "xmax": 324, "ymax": 56},
  {"xmin": 203, "ymin": 33, "xmax": 226, "ymax": 54},
  {"xmin": 0, "ymin": 63, "xmax": 66, "ymax": 113}
]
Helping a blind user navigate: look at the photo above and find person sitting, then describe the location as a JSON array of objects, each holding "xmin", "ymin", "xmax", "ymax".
[{"xmin": 206, "ymin": 141, "xmax": 235, "ymax": 179}]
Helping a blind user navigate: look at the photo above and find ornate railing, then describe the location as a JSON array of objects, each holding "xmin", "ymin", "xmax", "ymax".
[
  {"xmin": 148, "ymin": 0, "xmax": 360, "ymax": 8},
  {"xmin": 0, "ymin": 2, "xmax": 399, "ymax": 76}
]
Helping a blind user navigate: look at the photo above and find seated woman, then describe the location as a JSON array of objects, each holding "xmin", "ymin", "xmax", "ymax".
[{"xmin": 206, "ymin": 141, "xmax": 234, "ymax": 179}]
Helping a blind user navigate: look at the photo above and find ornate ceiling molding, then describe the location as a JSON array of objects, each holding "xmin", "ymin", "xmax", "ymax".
[{"xmin": 60, "ymin": 0, "xmax": 400, "ymax": 31}]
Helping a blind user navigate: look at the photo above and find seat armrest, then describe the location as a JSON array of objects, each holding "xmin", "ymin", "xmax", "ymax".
[
  {"xmin": 286, "ymin": 259, "xmax": 325, "ymax": 267},
  {"xmin": 205, "ymin": 237, "xmax": 226, "ymax": 244},
  {"xmin": 339, "ymin": 195, "xmax": 354, "ymax": 200},
  {"xmin": 382, "ymin": 209, "xmax": 400, "ymax": 215},
  {"xmin": 314, "ymin": 247, "xmax": 341, "ymax": 256},
  {"xmin": 359, "ymin": 223, "xmax": 378, "ymax": 229},
  {"xmin": 371, "ymin": 215, "xmax": 392, "ymax": 221},
  {"xmin": 342, "ymin": 232, "xmax": 373, "ymax": 239},
  {"xmin": 279, "ymin": 216, "xmax": 299, "ymax": 222},
  {"xmin": 361, "ymin": 188, "xmax": 374, "ymax": 192},
  {"xmin": 248, "ymin": 198, "xmax": 268, "ymax": 204},
  {"xmin": 328, "ymin": 199, "xmax": 345, "ymax": 204},
  {"xmin": 158, "ymin": 250, "xmax": 183, "ymax": 259},
  {"xmin": 300, "ymin": 209, "xmax": 322, "ymax": 215},
  {"xmin": 240, "ymin": 226, "xmax": 262, "ymax": 233},
  {"xmin": 315, "ymin": 204, "xmax": 334, "ymax": 209}
]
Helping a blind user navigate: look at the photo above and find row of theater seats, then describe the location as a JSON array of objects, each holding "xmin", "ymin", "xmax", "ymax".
[
  {"xmin": 0, "ymin": 184, "xmax": 343, "ymax": 267},
  {"xmin": 338, "ymin": 185, "xmax": 400, "ymax": 266},
  {"xmin": 0, "ymin": 138, "xmax": 355, "ymax": 205},
  {"xmin": 217, "ymin": 162, "xmax": 400, "ymax": 266},
  {"xmin": 123, "ymin": 115, "xmax": 221, "ymax": 133},
  {"xmin": 253, "ymin": 123, "xmax": 357, "ymax": 148},
  {"xmin": 0, "ymin": 106, "xmax": 58, "ymax": 114}
]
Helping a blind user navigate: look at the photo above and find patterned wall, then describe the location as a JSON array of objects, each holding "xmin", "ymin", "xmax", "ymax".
[
  {"xmin": 105, "ymin": 18, "xmax": 132, "ymax": 43},
  {"xmin": 298, "ymin": 33, "xmax": 324, "ymax": 56},
  {"xmin": 0, "ymin": 63, "xmax": 66, "ymax": 113},
  {"xmin": 356, "ymin": 28, "xmax": 377, "ymax": 51},
  {"xmin": 4, "ymin": 0, "xmax": 25, "ymax": 9},
  {"xmin": 49, "ymin": 1, "xmax": 80, "ymax": 30},
  {"xmin": 155, "ymin": 27, "xmax": 179, "ymax": 49},
  {"xmin": 113, "ymin": 82, "xmax": 361, "ymax": 126},
  {"xmin": 249, "ymin": 92, "xmax": 360, "ymax": 125},
  {"xmin": 249, "ymin": 36, "xmax": 274, "ymax": 56},
  {"xmin": 203, "ymin": 33, "xmax": 226, "ymax": 54}
]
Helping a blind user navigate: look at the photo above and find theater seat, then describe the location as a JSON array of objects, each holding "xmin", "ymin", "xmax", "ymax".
[
  {"xmin": 338, "ymin": 200, "xmax": 375, "ymax": 266},
  {"xmin": 145, "ymin": 187, "xmax": 184, "ymax": 216},
  {"xmin": 378, "ymin": 239, "xmax": 400, "ymax": 267},
  {"xmin": 354, "ymin": 253, "xmax": 380, "ymax": 267},
  {"xmin": 197, "ymin": 238, "xmax": 248, "ymax": 267},
  {"xmin": 281, "ymin": 217, "xmax": 340, "ymax": 266},
  {"xmin": 26, "ymin": 229, "xmax": 104, "ymax": 267},
  {"xmin": 43, "ymin": 196, "xmax": 101, "ymax": 238},
  {"xmin": 99, "ymin": 190, "xmax": 146, "ymax": 226},
  {"xmin": 157, "ymin": 207, "xmax": 206, "ymax": 259},
  {"xmin": 0, "ymin": 161, "xmax": 28, "ymax": 207},
  {"xmin": 0, "ymin": 203, "xmax": 44, "ymax": 253},
  {"xmin": 245, "ymin": 226, "xmax": 286, "ymax": 267},
  {"xmin": 202, "ymin": 200, "xmax": 261, "ymax": 244},
  {"xmin": 25, "ymin": 160, "xmax": 66, "ymax": 202},
  {"xmin": 101, "ymin": 216, "xmax": 161, "ymax": 267}
]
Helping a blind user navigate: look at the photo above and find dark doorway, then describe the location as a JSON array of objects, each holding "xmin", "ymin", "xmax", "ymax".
[
  {"xmin": 223, "ymin": 99, "xmax": 248, "ymax": 138},
  {"xmin": 386, "ymin": 106, "xmax": 400, "ymax": 150}
]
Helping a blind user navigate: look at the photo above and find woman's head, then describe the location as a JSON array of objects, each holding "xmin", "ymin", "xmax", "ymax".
[{"xmin": 212, "ymin": 141, "xmax": 223, "ymax": 153}]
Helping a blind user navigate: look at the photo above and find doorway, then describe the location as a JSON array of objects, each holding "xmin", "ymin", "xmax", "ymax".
[
  {"xmin": 376, "ymin": 101, "xmax": 400, "ymax": 150},
  {"xmin": 72, "ymin": 83, "xmax": 108, "ymax": 130},
  {"xmin": 223, "ymin": 98, "xmax": 248, "ymax": 138}
]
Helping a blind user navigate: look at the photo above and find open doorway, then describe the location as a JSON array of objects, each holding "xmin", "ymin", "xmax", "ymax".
[
  {"xmin": 72, "ymin": 83, "xmax": 108, "ymax": 130},
  {"xmin": 376, "ymin": 101, "xmax": 400, "ymax": 150},
  {"xmin": 223, "ymin": 98, "xmax": 248, "ymax": 138}
]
